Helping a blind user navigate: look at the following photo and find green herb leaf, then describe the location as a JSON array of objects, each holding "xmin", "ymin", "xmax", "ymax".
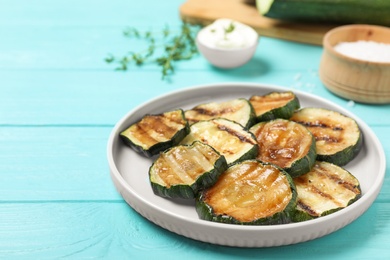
[
  {"xmin": 225, "ymin": 22, "xmax": 235, "ymax": 34},
  {"xmin": 105, "ymin": 22, "xmax": 200, "ymax": 80}
]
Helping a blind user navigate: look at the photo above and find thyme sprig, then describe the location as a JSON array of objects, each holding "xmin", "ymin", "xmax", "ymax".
[{"xmin": 105, "ymin": 23, "xmax": 200, "ymax": 80}]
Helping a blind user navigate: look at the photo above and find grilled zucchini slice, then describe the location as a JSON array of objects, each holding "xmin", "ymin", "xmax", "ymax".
[
  {"xmin": 249, "ymin": 91, "xmax": 300, "ymax": 122},
  {"xmin": 180, "ymin": 118, "xmax": 258, "ymax": 165},
  {"xmin": 120, "ymin": 109, "xmax": 190, "ymax": 157},
  {"xmin": 184, "ymin": 98, "xmax": 256, "ymax": 128},
  {"xmin": 196, "ymin": 160, "xmax": 297, "ymax": 225},
  {"xmin": 290, "ymin": 108, "xmax": 363, "ymax": 166},
  {"xmin": 149, "ymin": 141, "xmax": 228, "ymax": 199},
  {"xmin": 292, "ymin": 161, "xmax": 361, "ymax": 222},
  {"xmin": 249, "ymin": 119, "xmax": 316, "ymax": 177}
]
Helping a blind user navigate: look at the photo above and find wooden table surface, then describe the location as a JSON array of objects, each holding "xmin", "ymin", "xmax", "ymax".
[{"xmin": 1, "ymin": 0, "xmax": 389, "ymax": 258}]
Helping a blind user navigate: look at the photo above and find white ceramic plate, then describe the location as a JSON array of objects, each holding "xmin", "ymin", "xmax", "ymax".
[{"xmin": 107, "ymin": 83, "xmax": 386, "ymax": 247}]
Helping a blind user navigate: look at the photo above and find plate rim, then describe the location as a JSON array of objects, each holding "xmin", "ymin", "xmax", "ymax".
[{"xmin": 107, "ymin": 82, "xmax": 386, "ymax": 247}]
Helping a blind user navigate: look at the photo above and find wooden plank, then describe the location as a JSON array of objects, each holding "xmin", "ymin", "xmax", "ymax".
[
  {"xmin": 0, "ymin": 27, "xmax": 322, "ymax": 70},
  {"xmin": 0, "ymin": 127, "xmax": 120, "ymax": 200},
  {"xmin": 0, "ymin": 0, "xmax": 184, "ymax": 27},
  {"xmin": 1, "ymin": 70, "xmax": 390, "ymax": 126},
  {"xmin": 0, "ymin": 201, "xmax": 389, "ymax": 258},
  {"xmin": 180, "ymin": 0, "xmax": 336, "ymax": 45}
]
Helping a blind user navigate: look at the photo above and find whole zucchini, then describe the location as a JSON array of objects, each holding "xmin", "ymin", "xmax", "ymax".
[{"xmin": 256, "ymin": 0, "xmax": 390, "ymax": 27}]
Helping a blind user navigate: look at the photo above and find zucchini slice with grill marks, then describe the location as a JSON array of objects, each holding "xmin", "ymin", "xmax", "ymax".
[
  {"xmin": 292, "ymin": 161, "xmax": 361, "ymax": 222},
  {"xmin": 196, "ymin": 160, "xmax": 297, "ymax": 225},
  {"xmin": 184, "ymin": 98, "xmax": 256, "ymax": 128},
  {"xmin": 149, "ymin": 141, "xmax": 228, "ymax": 199},
  {"xmin": 290, "ymin": 108, "xmax": 363, "ymax": 166},
  {"xmin": 180, "ymin": 118, "xmax": 258, "ymax": 165},
  {"xmin": 120, "ymin": 109, "xmax": 190, "ymax": 158},
  {"xmin": 249, "ymin": 119, "xmax": 316, "ymax": 177},
  {"xmin": 249, "ymin": 91, "xmax": 300, "ymax": 122}
]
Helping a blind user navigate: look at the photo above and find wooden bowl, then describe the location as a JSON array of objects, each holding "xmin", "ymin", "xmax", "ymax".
[{"xmin": 319, "ymin": 24, "xmax": 390, "ymax": 104}]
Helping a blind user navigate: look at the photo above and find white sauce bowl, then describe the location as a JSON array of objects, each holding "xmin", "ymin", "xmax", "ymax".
[{"xmin": 196, "ymin": 19, "xmax": 259, "ymax": 69}]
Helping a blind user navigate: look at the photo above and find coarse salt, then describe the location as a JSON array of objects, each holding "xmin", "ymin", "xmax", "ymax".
[
  {"xmin": 334, "ymin": 40, "xmax": 390, "ymax": 63},
  {"xmin": 347, "ymin": 100, "xmax": 355, "ymax": 107}
]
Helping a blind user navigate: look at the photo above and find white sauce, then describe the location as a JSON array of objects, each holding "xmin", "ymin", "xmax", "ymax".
[
  {"xmin": 197, "ymin": 19, "xmax": 258, "ymax": 49},
  {"xmin": 334, "ymin": 40, "xmax": 390, "ymax": 63}
]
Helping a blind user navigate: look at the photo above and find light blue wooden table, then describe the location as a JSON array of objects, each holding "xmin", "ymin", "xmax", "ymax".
[{"xmin": 1, "ymin": 0, "xmax": 389, "ymax": 259}]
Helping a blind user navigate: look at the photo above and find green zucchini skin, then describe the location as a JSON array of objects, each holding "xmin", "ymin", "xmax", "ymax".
[
  {"xmin": 249, "ymin": 119, "xmax": 316, "ymax": 178},
  {"xmin": 256, "ymin": 0, "xmax": 390, "ymax": 27},
  {"xmin": 196, "ymin": 160, "xmax": 297, "ymax": 225},
  {"xmin": 196, "ymin": 197, "xmax": 294, "ymax": 225},
  {"xmin": 317, "ymin": 136, "xmax": 363, "ymax": 167},
  {"xmin": 291, "ymin": 161, "xmax": 361, "ymax": 222},
  {"xmin": 249, "ymin": 91, "xmax": 300, "ymax": 122},
  {"xmin": 288, "ymin": 138, "xmax": 316, "ymax": 178},
  {"xmin": 120, "ymin": 109, "xmax": 190, "ymax": 158},
  {"xmin": 149, "ymin": 141, "xmax": 228, "ymax": 199}
]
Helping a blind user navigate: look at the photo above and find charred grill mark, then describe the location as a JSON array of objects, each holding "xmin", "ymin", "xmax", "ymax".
[
  {"xmin": 296, "ymin": 121, "xmax": 344, "ymax": 131},
  {"xmin": 138, "ymin": 115, "xmax": 182, "ymax": 139},
  {"xmin": 149, "ymin": 116, "xmax": 175, "ymax": 135},
  {"xmin": 310, "ymin": 185, "xmax": 334, "ymax": 200},
  {"xmin": 214, "ymin": 122, "xmax": 256, "ymax": 145},
  {"xmin": 192, "ymin": 107, "xmax": 235, "ymax": 117},
  {"xmin": 164, "ymin": 113, "xmax": 187, "ymax": 126},
  {"xmin": 315, "ymin": 136, "xmax": 340, "ymax": 143},
  {"xmin": 317, "ymin": 165, "xmax": 361, "ymax": 194},
  {"xmin": 134, "ymin": 124, "xmax": 158, "ymax": 144},
  {"xmin": 296, "ymin": 173, "xmax": 343, "ymax": 209},
  {"xmin": 297, "ymin": 200, "xmax": 318, "ymax": 217},
  {"xmin": 152, "ymin": 117, "xmax": 166, "ymax": 134},
  {"xmin": 200, "ymin": 137, "xmax": 210, "ymax": 145},
  {"xmin": 337, "ymin": 180, "xmax": 361, "ymax": 194}
]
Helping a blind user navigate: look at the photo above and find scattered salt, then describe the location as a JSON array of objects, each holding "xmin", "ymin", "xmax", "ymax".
[
  {"xmin": 291, "ymin": 71, "xmax": 318, "ymax": 92},
  {"xmin": 334, "ymin": 40, "xmax": 390, "ymax": 63},
  {"xmin": 294, "ymin": 73, "xmax": 302, "ymax": 81},
  {"xmin": 347, "ymin": 100, "xmax": 355, "ymax": 107}
]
